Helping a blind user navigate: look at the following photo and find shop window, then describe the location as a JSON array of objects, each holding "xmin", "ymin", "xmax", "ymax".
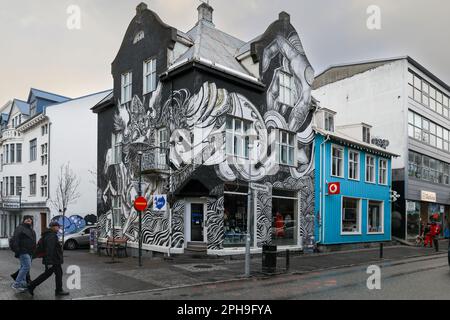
[
  {"xmin": 368, "ymin": 201, "xmax": 384, "ymax": 234},
  {"xmin": 224, "ymin": 187, "xmax": 248, "ymax": 247},
  {"xmin": 272, "ymin": 190, "xmax": 298, "ymax": 246},
  {"xmin": 406, "ymin": 201, "xmax": 421, "ymax": 241},
  {"xmin": 342, "ymin": 197, "xmax": 361, "ymax": 234}
]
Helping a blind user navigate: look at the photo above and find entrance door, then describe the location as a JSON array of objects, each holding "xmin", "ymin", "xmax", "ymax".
[
  {"xmin": 190, "ymin": 203, "xmax": 205, "ymax": 242},
  {"xmin": 40, "ymin": 212, "xmax": 47, "ymax": 234}
]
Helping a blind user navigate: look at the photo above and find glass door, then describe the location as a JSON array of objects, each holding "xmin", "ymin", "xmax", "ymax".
[{"xmin": 190, "ymin": 203, "xmax": 204, "ymax": 242}]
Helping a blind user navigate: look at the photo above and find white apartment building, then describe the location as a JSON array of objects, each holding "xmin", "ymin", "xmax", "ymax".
[
  {"xmin": 0, "ymin": 89, "xmax": 111, "ymax": 245},
  {"xmin": 313, "ymin": 56, "xmax": 450, "ymax": 242}
]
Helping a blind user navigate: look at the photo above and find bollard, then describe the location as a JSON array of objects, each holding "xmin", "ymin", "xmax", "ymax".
[
  {"xmin": 286, "ymin": 250, "xmax": 290, "ymax": 271},
  {"xmin": 433, "ymin": 239, "xmax": 439, "ymax": 252},
  {"xmin": 379, "ymin": 243, "xmax": 384, "ymax": 259}
]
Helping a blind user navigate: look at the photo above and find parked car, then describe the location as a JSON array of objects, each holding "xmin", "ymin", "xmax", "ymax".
[{"xmin": 63, "ymin": 225, "xmax": 96, "ymax": 250}]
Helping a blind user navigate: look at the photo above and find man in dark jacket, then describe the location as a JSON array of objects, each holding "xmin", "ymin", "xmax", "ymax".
[
  {"xmin": 27, "ymin": 222, "xmax": 69, "ymax": 297},
  {"xmin": 11, "ymin": 215, "xmax": 36, "ymax": 291}
]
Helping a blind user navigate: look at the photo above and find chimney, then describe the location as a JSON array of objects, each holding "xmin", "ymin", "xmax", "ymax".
[
  {"xmin": 279, "ymin": 11, "xmax": 290, "ymax": 23},
  {"xmin": 136, "ymin": 2, "xmax": 148, "ymax": 15},
  {"xmin": 197, "ymin": 2, "xmax": 214, "ymax": 25}
]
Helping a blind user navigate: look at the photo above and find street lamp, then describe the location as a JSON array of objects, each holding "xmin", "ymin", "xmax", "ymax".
[
  {"xmin": 18, "ymin": 187, "xmax": 25, "ymax": 209},
  {"xmin": 60, "ymin": 207, "xmax": 67, "ymax": 252},
  {"xmin": 137, "ymin": 151, "xmax": 143, "ymax": 267}
]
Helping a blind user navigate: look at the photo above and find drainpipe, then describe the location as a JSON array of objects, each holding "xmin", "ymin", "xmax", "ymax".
[{"xmin": 318, "ymin": 134, "xmax": 330, "ymax": 245}]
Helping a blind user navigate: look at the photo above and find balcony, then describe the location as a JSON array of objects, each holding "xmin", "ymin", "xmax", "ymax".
[{"xmin": 139, "ymin": 147, "xmax": 170, "ymax": 176}]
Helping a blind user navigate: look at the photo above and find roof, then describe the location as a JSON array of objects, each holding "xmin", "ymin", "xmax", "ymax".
[
  {"xmin": 235, "ymin": 34, "xmax": 262, "ymax": 57},
  {"xmin": 91, "ymin": 91, "xmax": 114, "ymax": 113},
  {"xmin": 313, "ymin": 56, "xmax": 450, "ymax": 93},
  {"xmin": 13, "ymin": 99, "xmax": 30, "ymax": 115},
  {"xmin": 28, "ymin": 88, "xmax": 71, "ymax": 104},
  {"xmin": 173, "ymin": 20, "xmax": 250, "ymax": 76},
  {"xmin": 314, "ymin": 126, "xmax": 399, "ymax": 158}
]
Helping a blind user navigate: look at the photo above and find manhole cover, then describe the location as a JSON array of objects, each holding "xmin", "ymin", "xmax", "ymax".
[{"xmin": 193, "ymin": 265, "xmax": 213, "ymax": 269}]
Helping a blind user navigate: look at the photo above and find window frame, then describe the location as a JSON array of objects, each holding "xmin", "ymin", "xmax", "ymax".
[
  {"xmin": 29, "ymin": 174, "xmax": 37, "ymax": 196},
  {"xmin": 143, "ymin": 58, "xmax": 157, "ymax": 95},
  {"xmin": 378, "ymin": 158, "xmax": 388, "ymax": 185},
  {"xmin": 365, "ymin": 155, "xmax": 376, "ymax": 184},
  {"xmin": 341, "ymin": 197, "xmax": 362, "ymax": 236},
  {"xmin": 121, "ymin": 71, "xmax": 132, "ymax": 105},
  {"xmin": 278, "ymin": 129, "xmax": 295, "ymax": 167},
  {"xmin": 29, "ymin": 139, "xmax": 37, "ymax": 162},
  {"xmin": 348, "ymin": 150, "xmax": 360, "ymax": 181},
  {"xmin": 111, "ymin": 133, "xmax": 123, "ymax": 165},
  {"xmin": 367, "ymin": 200, "xmax": 385, "ymax": 235},
  {"xmin": 278, "ymin": 71, "xmax": 294, "ymax": 107},
  {"xmin": 226, "ymin": 117, "xmax": 252, "ymax": 159},
  {"xmin": 331, "ymin": 144, "xmax": 344, "ymax": 178}
]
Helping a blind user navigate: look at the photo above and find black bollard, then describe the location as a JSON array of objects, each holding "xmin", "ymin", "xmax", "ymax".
[
  {"xmin": 286, "ymin": 250, "xmax": 290, "ymax": 271},
  {"xmin": 379, "ymin": 243, "xmax": 384, "ymax": 259},
  {"xmin": 433, "ymin": 238, "xmax": 439, "ymax": 252}
]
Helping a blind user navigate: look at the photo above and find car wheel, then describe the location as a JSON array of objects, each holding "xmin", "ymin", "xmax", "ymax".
[{"xmin": 66, "ymin": 240, "xmax": 78, "ymax": 250}]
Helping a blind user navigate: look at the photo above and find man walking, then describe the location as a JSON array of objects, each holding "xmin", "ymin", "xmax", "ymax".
[
  {"xmin": 10, "ymin": 216, "xmax": 36, "ymax": 291},
  {"xmin": 27, "ymin": 222, "xmax": 69, "ymax": 297}
]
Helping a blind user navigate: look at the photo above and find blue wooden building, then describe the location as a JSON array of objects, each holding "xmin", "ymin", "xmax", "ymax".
[{"xmin": 314, "ymin": 109, "xmax": 399, "ymax": 246}]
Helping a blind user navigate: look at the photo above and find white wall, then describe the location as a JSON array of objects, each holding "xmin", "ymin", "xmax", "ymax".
[
  {"xmin": 313, "ymin": 60, "xmax": 407, "ymax": 169},
  {"xmin": 46, "ymin": 90, "xmax": 111, "ymax": 219}
]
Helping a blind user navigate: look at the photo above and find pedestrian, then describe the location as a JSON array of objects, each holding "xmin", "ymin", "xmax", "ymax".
[
  {"xmin": 27, "ymin": 221, "xmax": 69, "ymax": 297},
  {"xmin": 10, "ymin": 215, "xmax": 36, "ymax": 292}
]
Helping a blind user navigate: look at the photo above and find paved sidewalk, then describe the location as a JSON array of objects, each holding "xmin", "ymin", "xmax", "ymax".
[{"xmin": 0, "ymin": 240, "xmax": 447, "ymax": 300}]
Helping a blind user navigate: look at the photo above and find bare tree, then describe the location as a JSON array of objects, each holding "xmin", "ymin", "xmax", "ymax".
[{"xmin": 51, "ymin": 163, "xmax": 81, "ymax": 251}]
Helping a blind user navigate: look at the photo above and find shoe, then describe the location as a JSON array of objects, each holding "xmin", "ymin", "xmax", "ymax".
[
  {"xmin": 10, "ymin": 274, "xmax": 17, "ymax": 281},
  {"xmin": 11, "ymin": 283, "xmax": 27, "ymax": 292},
  {"xmin": 55, "ymin": 291, "xmax": 70, "ymax": 296},
  {"xmin": 26, "ymin": 286, "xmax": 34, "ymax": 297}
]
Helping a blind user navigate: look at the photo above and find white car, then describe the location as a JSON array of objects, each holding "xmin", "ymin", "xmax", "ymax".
[{"xmin": 62, "ymin": 225, "xmax": 97, "ymax": 250}]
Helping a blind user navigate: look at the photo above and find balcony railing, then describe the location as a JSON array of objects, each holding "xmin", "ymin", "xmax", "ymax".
[{"xmin": 140, "ymin": 146, "xmax": 170, "ymax": 174}]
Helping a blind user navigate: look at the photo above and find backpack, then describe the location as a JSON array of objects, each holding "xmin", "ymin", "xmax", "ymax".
[{"xmin": 34, "ymin": 237, "xmax": 46, "ymax": 259}]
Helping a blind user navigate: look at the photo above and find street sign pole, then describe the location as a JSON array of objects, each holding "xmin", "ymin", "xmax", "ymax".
[
  {"xmin": 245, "ymin": 144, "xmax": 253, "ymax": 278},
  {"xmin": 138, "ymin": 152, "xmax": 143, "ymax": 268}
]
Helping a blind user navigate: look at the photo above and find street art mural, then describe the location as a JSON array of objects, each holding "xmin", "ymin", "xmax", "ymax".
[
  {"xmin": 97, "ymin": 10, "xmax": 317, "ymax": 253},
  {"xmin": 51, "ymin": 214, "xmax": 97, "ymax": 237}
]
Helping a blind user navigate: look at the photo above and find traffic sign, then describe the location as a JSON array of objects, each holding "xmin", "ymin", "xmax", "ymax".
[
  {"xmin": 328, "ymin": 182, "xmax": 340, "ymax": 195},
  {"xmin": 134, "ymin": 196, "xmax": 148, "ymax": 212}
]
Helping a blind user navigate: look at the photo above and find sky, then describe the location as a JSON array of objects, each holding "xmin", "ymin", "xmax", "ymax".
[{"xmin": 0, "ymin": 0, "xmax": 449, "ymax": 104}]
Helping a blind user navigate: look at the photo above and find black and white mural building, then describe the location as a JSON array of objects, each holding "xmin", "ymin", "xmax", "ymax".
[{"xmin": 93, "ymin": 2, "xmax": 317, "ymax": 255}]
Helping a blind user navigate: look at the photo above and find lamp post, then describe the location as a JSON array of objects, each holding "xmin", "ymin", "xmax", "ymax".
[
  {"xmin": 137, "ymin": 151, "xmax": 143, "ymax": 267},
  {"xmin": 245, "ymin": 143, "xmax": 253, "ymax": 278},
  {"xmin": 60, "ymin": 207, "xmax": 67, "ymax": 252}
]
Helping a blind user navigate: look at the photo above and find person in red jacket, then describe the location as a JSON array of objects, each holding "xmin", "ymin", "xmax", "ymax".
[
  {"xmin": 275, "ymin": 212, "xmax": 285, "ymax": 238},
  {"xmin": 424, "ymin": 214, "xmax": 441, "ymax": 249}
]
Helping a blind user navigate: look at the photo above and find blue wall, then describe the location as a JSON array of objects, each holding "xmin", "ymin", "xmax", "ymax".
[{"xmin": 315, "ymin": 134, "xmax": 392, "ymax": 245}]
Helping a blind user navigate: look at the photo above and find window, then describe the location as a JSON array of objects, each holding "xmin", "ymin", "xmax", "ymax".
[
  {"xmin": 278, "ymin": 130, "xmax": 295, "ymax": 166},
  {"xmin": 157, "ymin": 127, "xmax": 168, "ymax": 167},
  {"xmin": 30, "ymin": 139, "xmax": 37, "ymax": 161},
  {"xmin": 348, "ymin": 150, "xmax": 360, "ymax": 180},
  {"xmin": 279, "ymin": 72, "xmax": 294, "ymax": 107},
  {"xmin": 324, "ymin": 112, "xmax": 335, "ymax": 132},
  {"xmin": 41, "ymin": 143, "xmax": 48, "ymax": 166},
  {"xmin": 224, "ymin": 186, "xmax": 248, "ymax": 248},
  {"xmin": 363, "ymin": 126, "xmax": 371, "ymax": 144},
  {"xmin": 342, "ymin": 197, "xmax": 361, "ymax": 234},
  {"xmin": 379, "ymin": 159, "xmax": 388, "ymax": 185},
  {"xmin": 368, "ymin": 201, "xmax": 384, "ymax": 234},
  {"xmin": 29, "ymin": 174, "xmax": 36, "ymax": 196},
  {"xmin": 272, "ymin": 190, "xmax": 298, "ymax": 246},
  {"xmin": 40, "ymin": 176, "xmax": 48, "ymax": 197},
  {"xmin": 111, "ymin": 133, "xmax": 122, "ymax": 165},
  {"xmin": 143, "ymin": 59, "xmax": 157, "ymax": 94},
  {"xmin": 41, "ymin": 124, "xmax": 48, "ymax": 136},
  {"xmin": 30, "ymin": 102, "xmax": 37, "ymax": 117},
  {"xmin": 16, "ymin": 144, "xmax": 22, "ymax": 163},
  {"xmin": 226, "ymin": 117, "xmax": 251, "ymax": 158},
  {"xmin": 366, "ymin": 155, "xmax": 376, "ymax": 183},
  {"xmin": 9, "ymin": 176, "xmax": 15, "ymax": 196},
  {"xmin": 121, "ymin": 72, "xmax": 132, "ymax": 104},
  {"xmin": 5, "ymin": 177, "xmax": 8, "ymax": 196},
  {"xmin": 408, "ymin": 150, "xmax": 450, "ymax": 186},
  {"xmin": 5, "ymin": 145, "xmax": 9, "ymax": 164},
  {"xmin": 112, "ymin": 196, "xmax": 122, "ymax": 228},
  {"xmin": 10, "ymin": 144, "xmax": 14, "ymax": 163},
  {"xmin": 331, "ymin": 145, "xmax": 344, "ymax": 177},
  {"xmin": 408, "ymin": 110, "xmax": 450, "ymax": 152},
  {"xmin": 16, "ymin": 177, "xmax": 22, "ymax": 197}
]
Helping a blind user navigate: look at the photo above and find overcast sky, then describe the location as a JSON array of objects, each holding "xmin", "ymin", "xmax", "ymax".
[{"xmin": 0, "ymin": 0, "xmax": 449, "ymax": 103}]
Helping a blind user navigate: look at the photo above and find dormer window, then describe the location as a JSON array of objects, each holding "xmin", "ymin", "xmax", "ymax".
[
  {"xmin": 133, "ymin": 31, "xmax": 145, "ymax": 44},
  {"xmin": 324, "ymin": 112, "xmax": 335, "ymax": 132},
  {"xmin": 121, "ymin": 72, "xmax": 132, "ymax": 105},
  {"xmin": 143, "ymin": 59, "xmax": 157, "ymax": 95},
  {"xmin": 30, "ymin": 102, "xmax": 37, "ymax": 117},
  {"xmin": 363, "ymin": 126, "xmax": 371, "ymax": 144},
  {"xmin": 279, "ymin": 72, "xmax": 294, "ymax": 107}
]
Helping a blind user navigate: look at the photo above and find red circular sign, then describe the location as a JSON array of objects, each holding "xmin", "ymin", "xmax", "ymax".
[
  {"xmin": 328, "ymin": 182, "xmax": 341, "ymax": 195},
  {"xmin": 134, "ymin": 197, "xmax": 148, "ymax": 211}
]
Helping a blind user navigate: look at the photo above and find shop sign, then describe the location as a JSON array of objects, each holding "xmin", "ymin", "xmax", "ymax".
[
  {"xmin": 250, "ymin": 183, "xmax": 269, "ymax": 193},
  {"xmin": 421, "ymin": 191, "xmax": 437, "ymax": 203},
  {"xmin": 406, "ymin": 201, "xmax": 416, "ymax": 212},
  {"xmin": 2, "ymin": 202, "xmax": 20, "ymax": 209}
]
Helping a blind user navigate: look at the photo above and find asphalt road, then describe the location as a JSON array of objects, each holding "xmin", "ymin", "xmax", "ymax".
[{"xmin": 79, "ymin": 254, "xmax": 450, "ymax": 300}]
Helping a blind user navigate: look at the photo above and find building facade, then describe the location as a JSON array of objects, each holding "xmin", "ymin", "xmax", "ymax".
[
  {"xmin": 0, "ymin": 89, "xmax": 110, "ymax": 245},
  {"xmin": 313, "ymin": 57, "xmax": 450, "ymax": 242},
  {"xmin": 93, "ymin": 3, "xmax": 317, "ymax": 255},
  {"xmin": 313, "ymin": 109, "xmax": 397, "ymax": 246}
]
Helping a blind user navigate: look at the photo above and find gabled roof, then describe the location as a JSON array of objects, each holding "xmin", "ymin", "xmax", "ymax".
[
  {"xmin": 13, "ymin": 99, "xmax": 30, "ymax": 115},
  {"xmin": 28, "ymin": 88, "xmax": 71, "ymax": 104},
  {"xmin": 173, "ymin": 20, "xmax": 249, "ymax": 76}
]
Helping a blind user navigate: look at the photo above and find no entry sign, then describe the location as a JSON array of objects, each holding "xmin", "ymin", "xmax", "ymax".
[
  {"xmin": 328, "ymin": 182, "xmax": 341, "ymax": 195},
  {"xmin": 134, "ymin": 196, "xmax": 148, "ymax": 212}
]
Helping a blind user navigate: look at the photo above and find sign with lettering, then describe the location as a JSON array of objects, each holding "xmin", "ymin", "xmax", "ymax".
[
  {"xmin": 421, "ymin": 191, "xmax": 437, "ymax": 203},
  {"xmin": 250, "ymin": 183, "xmax": 270, "ymax": 193}
]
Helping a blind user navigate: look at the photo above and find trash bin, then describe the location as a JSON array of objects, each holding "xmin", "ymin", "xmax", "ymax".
[{"xmin": 262, "ymin": 245, "xmax": 277, "ymax": 274}]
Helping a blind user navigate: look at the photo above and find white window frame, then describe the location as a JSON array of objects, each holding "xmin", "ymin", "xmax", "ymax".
[
  {"xmin": 378, "ymin": 159, "xmax": 388, "ymax": 185},
  {"xmin": 348, "ymin": 150, "xmax": 360, "ymax": 181},
  {"xmin": 226, "ymin": 117, "xmax": 251, "ymax": 159},
  {"xmin": 111, "ymin": 133, "xmax": 123, "ymax": 165},
  {"xmin": 363, "ymin": 126, "xmax": 371, "ymax": 144},
  {"xmin": 29, "ymin": 139, "xmax": 37, "ymax": 162},
  {"xmin": 121, "ymin": 72, "xmax": 132, "ymax": 105},
  {"xmin": 112, "ymin": 195, "xmax": 122, "ymax": 228},
  {"xmin": 157, "ymin": 127, "xmax": 169, "ymax": 167},
  {"xmin": 365, "ymin": 155, "xmax": 376, "ymax": 184},
  {"xmin": 367, "ymin": 200, "xmax": 384, "ymax": 235},
  {"xmin": 341, "ymin": 197, "xmax": 362, "ymax": 236},
  {"xmin": 29, "ymin": 174, "xmax": 36, "ymax": 196},
  {"xmin": 143, "ymin": 58, "xmax": 157, "ymax": 95},
  {"xmin": 278, "ymin": 71, "xmax": 294, "ymax": 107},
  {"xmin": 331, "ymin": 145, "xmax": 344, "ymax": 178},
  {"xmin": 324, "ymin": 112, "xmax": 335, "ymax": 132},
  {"xmin": 278, "ymin": 130, "xmax": 295, "ymax": 166}
]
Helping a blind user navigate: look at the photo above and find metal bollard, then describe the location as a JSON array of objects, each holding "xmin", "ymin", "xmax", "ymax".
[
  {"xmin": 379, "ymin": 243, "xmax": 384, "ymax": 259},
  {"xmin": 286, "ymin": 250, "xmax": 290, "ymax": 271}
]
